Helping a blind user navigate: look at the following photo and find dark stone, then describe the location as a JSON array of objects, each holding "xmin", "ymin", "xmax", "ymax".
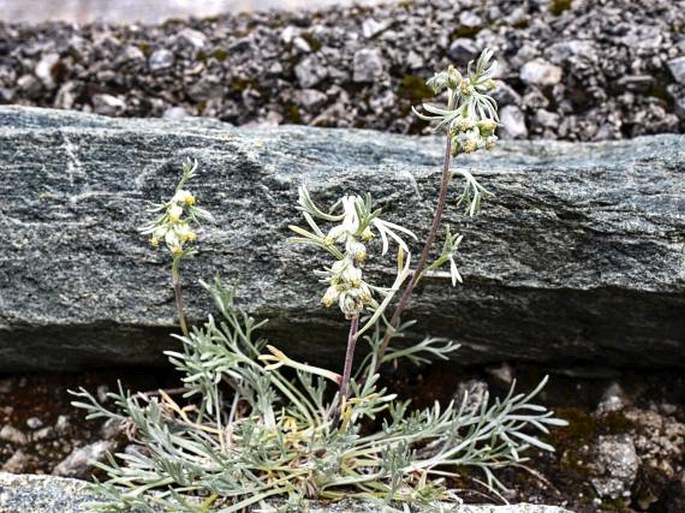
[
  {"xmin": 0, "ymin": 107, "xmax": 683, "ymax": 372},
  {"xmin": 448, "ymin": 38, "xmax": 480, "ymax": 64},
  {"xmin": 667, "ymin": 57, "xmax": 685, "ymax": 85},
  {"xmin": 616, "ymin": 75, "xmax": 654, "ymax": 94}
]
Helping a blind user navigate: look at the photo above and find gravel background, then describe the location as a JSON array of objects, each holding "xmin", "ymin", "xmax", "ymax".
[
  {"xmin": 0, "ymin": 0, "xmax": 386, "ymax": 24},
  {"xmin": 0, "ymin": 0, "xmax": 683, "ymax": 141}
]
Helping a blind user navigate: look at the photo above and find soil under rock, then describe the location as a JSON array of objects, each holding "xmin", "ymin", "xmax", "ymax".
[
  {"xmin": 1, "ymin": 363, "xmax": 683, "ymax": 513},
  {"xmin": 0, "ymin": 0, "xmax": 683, "ymax": 141}
]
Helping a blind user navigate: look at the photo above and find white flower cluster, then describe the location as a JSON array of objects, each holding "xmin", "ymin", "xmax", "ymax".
[
  {"xmin": 140, "ymin": 159, "xmax": 213, "ymax": 259},
  {"xmin": 450, "ymin": 117, "xmax": 498, "ymax": 156},
  {"xmin": 290, "ymin": 188, "xmax": 416, "ymax": 320},
  {"xmin": 147, "ymin": 189, "xmax": 197, "ymax": 257},
  {"xmin": 320, "ymin": 256, "xmax": 373, "ymax": 320},
  {"xmin": 414, "ymin": 49, "xmax": 499, "ymax": 157}
]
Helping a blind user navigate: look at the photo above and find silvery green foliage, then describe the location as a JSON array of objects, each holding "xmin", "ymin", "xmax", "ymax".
[
  {"xmin": 425, "ymin": 226, "xmax": 464, "ymax": 286},
  {"xmin": 72, "ymin": 278, "xmax": 567, "ymax": 512}
]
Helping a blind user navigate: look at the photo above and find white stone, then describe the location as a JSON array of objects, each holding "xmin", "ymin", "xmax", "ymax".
[
  {"xmin": 53, "ymin": 441, "xmax": 114, "ymax": 477},
  {"xmin": 176, "ymin": 28, "xmax": 207, "ymax": 49},
  {"xmin": 353, "ymin": 48, "xmax": 384, "ymax": 83},
  {"xmin": 34, "ymin": 53, "xmax": 60, "ymax": 89},
  {"xmin": 362, "ymin": 18, "xmax": 390, "ymax": 39},
  {"xmin": 499, "ymin": 105, "xmax": 528, "ymax": 139},
  {"xmin": 91, "ymin": 94, "xmax": 126, "ymax": 115},
  {"xmin": 0, "ymin": 425, "xmax": 27, "ymax": 445},
  {"xmin": 520, "ymin": 59, "xmax": 563, "ymax": 86},
  {"xmin": 148, "ymin": 48, "xmax": 174, "ymax": 72}
]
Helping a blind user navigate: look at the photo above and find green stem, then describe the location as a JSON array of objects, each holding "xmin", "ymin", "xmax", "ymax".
[{"xmin": 171, "ymin": 257, "xmax": 189, "ymax": 338}]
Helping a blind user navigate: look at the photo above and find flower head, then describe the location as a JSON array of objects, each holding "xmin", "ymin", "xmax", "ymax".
[
  {"xmin": 290, "ymin": 187, "xmax": 416, "ymax": 319},
  {"xmin": 168, "ymin": 204, "xmax": 183, "ymax": 222},
  {"xmin": 172, "ymin": 189, "xmax": 196, "ymax": 206},
  {"xmin": 139, "ymin": 159, "xmax": 212, "ymax": 260},
  {"xmin": 413, "ymin": 48, "xmax": 500, "ymax": 158}
]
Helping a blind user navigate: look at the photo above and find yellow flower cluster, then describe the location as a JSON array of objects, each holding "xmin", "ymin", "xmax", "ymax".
[
  {"xmin": 140, "ymin": 161, "xmax": 213, "ymax": 261},
  {"xmin": 416, "ymin": 49, "xmax": 500, "ymax": 157},
  {"xmin": 148, "ymin": 189, "xmax": 198, "ymax": 257},
  {"xmin": 450, "ymin": 117, "xmax": 498, "ymax": 156}
]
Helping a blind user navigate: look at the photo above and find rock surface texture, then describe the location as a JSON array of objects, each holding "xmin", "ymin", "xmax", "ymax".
[
  {"xmin": 0, "ymin": 0, "xmax": 682, "ymax": 141},
  {"xmin": 0, "ymin": 106, "xmax": 683, "ymax": 372},
  {"xmin": 0, "ymin": 473, "xmax": 576, "ymax": 513}
]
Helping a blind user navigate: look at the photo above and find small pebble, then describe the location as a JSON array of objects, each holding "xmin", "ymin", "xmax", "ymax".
[
  {"xmin": 520, "ymin": 59, "xmax": 563, "ymax": 86},
  {"xmin": 54, "ymin": 415, "xmax": 71, "ymax": 434},
  {"xmin": 0, "ymin": 425, "xmax": 28, "ymax": 445},
  {"xmin": 52, "ymin": 441, "xmax": 114, "ymax": 478},
  {"xmin": 1, "ymin": 449, "xmax": 30, "ymax": 473},
  {"xmin": 26, "ymin": 417, "xmax": 44, "ymax": 430}
]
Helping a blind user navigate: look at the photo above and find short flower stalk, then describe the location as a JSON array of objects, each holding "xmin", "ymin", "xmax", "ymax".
[
  {"xmin": 289, "ymin": 187, "xmax": 416, "ymax": 405},
  {"xmin": 139, "ymin": 158, "xmax": 213, "ymax": 337}
]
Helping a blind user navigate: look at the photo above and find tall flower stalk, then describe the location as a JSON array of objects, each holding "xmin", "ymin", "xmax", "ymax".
[{"xmin": 376, "ymin": 49, "xmax": 499, "ymax": 368}]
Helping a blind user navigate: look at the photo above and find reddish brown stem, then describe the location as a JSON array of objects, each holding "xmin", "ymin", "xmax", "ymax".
[
  {"xmin": 339, "ymin": 316, "xmax": 360, "ymax": 402},
  {"xmin": 375, "ymin": 132, "xmax": 453, "ymax": 371}
]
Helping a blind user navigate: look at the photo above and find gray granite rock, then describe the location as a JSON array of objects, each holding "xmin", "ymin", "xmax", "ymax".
[
  {"xmin": 667, "ymin": 57, "xmax": 685, "ymax": 85},
  {"xmin": 591, "ymin": 435, "xmax": 639, "ymax": 499},
  {"xmin": 295, "ymin": 54, "xmax": 328, "ymax": 88},
  {"xmin": 0, "ymin": 106, "xmax": 683, "ymax": 372},
  {"xmin": 1, "ymin": 450, "xmax": 31, "ymax": 473},
  {"xmin": 34, "ymin": 53, "xmax": 60, "ymax": 89},
  {"xmin": 353, "ymin": 48, "xmax": 385, "ymax": 83},
  {"xmin": 448, "ymin": 38, "xmax": 480, "ymax": 63},
  {"xmin": 148, "ymin": 49, "xmax": 175, "ymax": 72},
  {"xmin": 176, "ymin": 28, "xmax": 207, "ymax": 50},
  {"xmin": 52, "ymin": 441, "xmax": 114, "ymax": 478},
  {"xmin": 91, "ymin": 93, "xmax": 126, "ymax": 115},
  {"xmin": 668, "ymin": 83, "xmax": 685, "ymax": 121},
  {"xmin": 520, "ymin": 59, "xmax": 563, "ymax": 87},
  {"xmin": 499, "ymin": 105, "xmax": 528, "ymax": 139},
  {"xmin": 0, "ymin": 472, "xmax": 576, "ymax": 512},
  {"xmin": 361, "ymin": 17, "xmax": 390, "ymax": 39}
]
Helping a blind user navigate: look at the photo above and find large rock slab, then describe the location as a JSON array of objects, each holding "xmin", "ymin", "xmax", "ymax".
[
  {"xmin": 0, "ymin": 106, "xmax": 683, "ymax": 371},
  {"xmin": 0, "ymin": 472, "xmax": 575, "ymax": 513}
]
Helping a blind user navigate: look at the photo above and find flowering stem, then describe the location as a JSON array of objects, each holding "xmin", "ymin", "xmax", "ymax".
[
  {"xmin": 375, "ymin": 102, "xmax": 455, "ymax": 370},
  {"xmin": 171, "ymin": 257, "xmax": 189, "ymax": 338},
  {"xmin": 340, "ymin": 315, "xmax": 360, "ymax": 402}
]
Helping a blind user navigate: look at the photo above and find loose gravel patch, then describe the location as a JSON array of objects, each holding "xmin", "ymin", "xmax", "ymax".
[{"xmin": 0, "ymin": 0, "xmax": 682, "ymax": 141}]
